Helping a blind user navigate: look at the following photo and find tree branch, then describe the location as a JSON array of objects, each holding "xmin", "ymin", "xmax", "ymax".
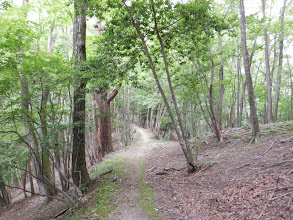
[{"xmin": 107, "ymin": 83, "xmax": 122, "ymax": 104}]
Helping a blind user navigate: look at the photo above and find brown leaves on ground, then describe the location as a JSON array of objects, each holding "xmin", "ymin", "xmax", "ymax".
[{"xmin": 146, "ymin": 122, "xmax": 293, "ymax": 219}]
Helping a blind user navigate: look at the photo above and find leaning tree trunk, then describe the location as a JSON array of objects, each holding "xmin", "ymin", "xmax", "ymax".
[
  {"xmin": 132, "ymin": 7, "xmax": 196, "ymax": 172},
  {"xmin": 71, "ymin": 0, "xmax": 90, "ymax": 187},
  {"xmin": 273, "ymin": 0, "xmax": 286, "ymax": 122},
  {"xmin": 239, "ymin": 0, "xmax": 260, "ymax": 141},
  {"xmin": 207, "ymin": 43, "xmax": 223, "ymax": 141}
]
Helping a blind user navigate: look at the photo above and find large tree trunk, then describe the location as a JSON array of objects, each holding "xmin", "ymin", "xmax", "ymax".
[
  {"xmin": 93, "ymin": 92, "xmax": 113, "ymax": 156},
  {"xmin": 92, "ymin": 83, "xmax": 121, "ymax": 159},
  {"xmin": 239, "ymin": 0, "xmax": 260, "ymax": 141},
  {"xmin": 273, "ymin": 0, "xmax": 286, "ymax": 122},
  {"xmin": 71, "ymin": 0, "xmax": 90, "ymax": 187}
]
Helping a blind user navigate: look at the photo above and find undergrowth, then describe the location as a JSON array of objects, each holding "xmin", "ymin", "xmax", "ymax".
[{"xmin": 65, "ymin": 153, "xmax": 128, "ymax": 219}]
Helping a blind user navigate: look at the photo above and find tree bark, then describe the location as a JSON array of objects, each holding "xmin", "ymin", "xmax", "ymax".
[
  {"xmin": 93, "ymin": 82, "xmax": 121, "ymax": 158},
  {"xmin": 206, "ymin": 43, "xmax": 222, "ymax": 141},
  {"xmin": 273, "ymin": 0, "xmax": 286, "ymax": 122},
  {"xmin": 71, "ymin": 0, "xmax": 90, "ymax": 187},
  {"xmin": 0, "ymin": 169, "xmax": 11, "ymax": 206},
  {"xmin": 39, "ymin": 87, "xmax": 56, "ymax": 203},
  {"xmin": 239, "ymin": 0, "xmax": 260, "ymax": 141},
  {"xmin": 236, "ymin": 39, "xmax": 242, "ymax": 127},
  {"xmin": 217, "ymin": 32, "xmax": 224, "ymax": 130},
  {"xmin": 93, "ymin": 92, "xmax": 113, "ymax": 156},
  {"xmin": 262, "ymin": 0, "xmax": 273, "ymax": 123}
]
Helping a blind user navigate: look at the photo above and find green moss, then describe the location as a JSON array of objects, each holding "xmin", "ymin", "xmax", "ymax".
[
  {"xmin": 138, "ymin": 160, "xmax": 159, "ymax": 217},
  {"xmin": 232, "ymin": 134, "xmax": 240, "ymax": 139},
  {"xmin": 204, "ymin": 159, "xmax": 217, "ymax": 166},
  {"xmin": 263, "ymin": 126, "xmax": 271, "ymax": 130},
  {"xmin": 262, "ymin": 129, "xmax": 278, "ymax": 136},
  {"xmin": 65, "ymin": 152, "xmax": 129, "ymax": 219},
  {"xmin": 90, "ymin": 153, "xmax": 127, "ymax": 179},
  {"xmin": 85, "ymin": 179, "xmax": 120, "ymax": 219}
]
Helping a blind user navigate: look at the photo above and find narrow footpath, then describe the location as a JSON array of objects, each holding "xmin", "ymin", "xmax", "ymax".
[{"xmin": 108, "ymin": 126, "xmax": 164, "ymax": 220}]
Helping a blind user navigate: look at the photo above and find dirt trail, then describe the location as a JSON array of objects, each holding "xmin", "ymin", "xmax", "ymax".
[{"xmin": 108, "ymin": 126, "xmax": 163, "ymax": 220}]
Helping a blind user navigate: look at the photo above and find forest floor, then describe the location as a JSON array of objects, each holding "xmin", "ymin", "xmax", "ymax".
[{"xmin": 1, "ymin": 122, "xmax": 293, "ymax": 219}]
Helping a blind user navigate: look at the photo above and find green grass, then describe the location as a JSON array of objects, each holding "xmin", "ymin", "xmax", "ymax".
[
  {"xmin": 232, "ymin": 134, "xmax": 240, "ymax": 139},
  {"xmin": 138, "ymin": 160, "xmax": 159, "ymax": 217}
]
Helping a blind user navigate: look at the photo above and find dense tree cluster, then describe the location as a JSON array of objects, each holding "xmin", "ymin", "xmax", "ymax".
[{"xmin": 0, "ymin": 0, "xmax": 292, "ymax": 206}]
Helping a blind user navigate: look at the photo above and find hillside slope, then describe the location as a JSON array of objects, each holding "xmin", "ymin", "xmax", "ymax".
[{"xmin": 147, "ymin": 121, "xmax": 293, "ymax": 219}]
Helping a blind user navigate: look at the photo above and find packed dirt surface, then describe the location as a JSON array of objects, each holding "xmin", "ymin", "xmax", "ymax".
[
  {"xmin": 107, "ymin": 126, "xmax": 163, "ymax": 220},
  {"xmin": 1, "ymin": 122, "xmax": 293, "ymax": 219}
]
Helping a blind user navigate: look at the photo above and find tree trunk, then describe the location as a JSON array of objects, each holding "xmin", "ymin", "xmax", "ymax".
[
  {"xmin": 71, "ymin": 0, "xmax": 90, "ymax": 187},
  {"xmin": 39, "ymin": 88, "xmax": 56, "ymax": 203},
  {"xmin": 93, "ymin": 82, "xmax": 121, "ymax": 158},
  {"xmin": 206, "ymin": 43, "xmax": 222, "ymax": 141},
  {"xmin": 262, "ymin": 0, "xmax": 273, "ymax": 123},
  {"xmin": 20, "ymin": 75, "xmax": 48, "ymax": 196},
  {"xmin": 236, "ymin": 39, "xmax": 242, "ymax": 127},
  {"xmin": 217, "ymin": 32, "xmax": 224, "ymax": 130},
  {"xmin": 239, "ymin": 0, "xmax": 260, "ymax": 141},
  {"xmin": 28, "ymin": 159, "xmax": 35, "ymax": 195},
  {"xmin": 0, "ymin": 169, "xmax": 11, "ymax": 206},
  {"xmin": 273, "ymin": 0, "xmax": 286, "ymax": 122},
  {"xmin": 93, "ymin": 92, "xmax": 113, "ymax": 156},
  {"xmin": 132, "ymin": 15, "xmax": 196, "ymax": 172}
]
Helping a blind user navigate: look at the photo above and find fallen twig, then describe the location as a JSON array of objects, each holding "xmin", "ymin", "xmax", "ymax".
[
  {"xmin": 266, "ymin": 160, "xmax": 293, "ymax": 168},
  {"xmin": 92, "ymin": 169, "xmax": 113, "ymax": 181},
  {"xmin": 280, "ymin": 136, "xmax": 293, "ymax": 143},
  {"xmin": 270, "ymin": 192, "xmax": 293, "ymax": 201},
  {"xmin": 259, "ymin": 140, "xmax": 277, "ymax": 157},
  {"xmin": 54, "ymin": 207, "xmax": 70, "ymax": 219},
  {"xmin": 266, "ymin": 186, "xmax": 293, "ymax": 191},
  {"xmin": 155, "ymin": 172, "xmax": 168, "ymax": 175},
  {"xmin": 189, "ymin": 165, "xmax": 211, "ymax": 179},
  {"xmin": 231, "ymin": 163, "xmax": 251, "ymax": 171},
  {"xmin": 258, "ymin": 177, "xmax": 280, "ymax": 220}
]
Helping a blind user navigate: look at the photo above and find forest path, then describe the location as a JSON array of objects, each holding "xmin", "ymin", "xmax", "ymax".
[{"xmin": 108, "ymin": 125, "xmax": 163, "ymax": 220}]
